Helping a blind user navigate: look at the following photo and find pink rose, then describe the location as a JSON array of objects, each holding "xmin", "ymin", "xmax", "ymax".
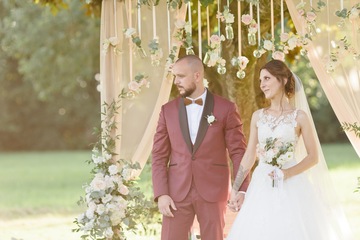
[
  {"xmin": 306, "ymin": 12, "xmax": 316, "ymax": 22},
  {"xmin": 272, "ymin": 51, "xmax": 285, "ymax": 62},
  {"xmin": 241, "ymin": 14, "xmax": 252, "ymax": 25},
  {"xmin": 210, "ymin": 34, "xmax": 221, "ymax": 44},
  {"xmin": 298, "ymin": 9, "xmax": 305, "ymax": 16},
  {"xmin": 280, "ymin": 33, "xmax": 289, "ymax": 42},
  {"xmin": 128, "ymin": 80, "xmax": 141, "ymax": 92}
]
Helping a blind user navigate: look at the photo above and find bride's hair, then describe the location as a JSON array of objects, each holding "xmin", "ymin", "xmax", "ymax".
[{"xmin": 260, "ymin": 60, "xmax": 295, "ymax": 98}]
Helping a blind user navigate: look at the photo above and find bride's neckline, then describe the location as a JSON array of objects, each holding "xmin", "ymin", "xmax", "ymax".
[
  {"xmin": 261, "ymin": 108, "xmax": 297, "ymax": 131},
  {"xmin": 263, "ymin": 108, "xmax": 296, "ymax": 119}
]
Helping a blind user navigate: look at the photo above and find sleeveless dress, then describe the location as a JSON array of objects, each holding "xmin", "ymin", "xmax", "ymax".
[{"xmin": 226, "ymin": 109, "xmax": 339, "ymax": 240}]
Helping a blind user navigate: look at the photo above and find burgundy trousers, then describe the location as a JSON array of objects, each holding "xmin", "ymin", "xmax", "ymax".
[{"xmin": 161, "ymin": 182, "xmax": 227, "ymax": 240}]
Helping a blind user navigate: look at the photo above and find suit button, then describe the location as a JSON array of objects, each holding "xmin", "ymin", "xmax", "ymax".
[{"xmin": 192, "ymin": 156, "xmax": 195, "ymax": 160}]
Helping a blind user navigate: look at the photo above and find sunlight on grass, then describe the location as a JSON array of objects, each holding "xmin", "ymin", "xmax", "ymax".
[{"xmin": 0, "ymin": 151, "xmax": 92, "ymax": 218}]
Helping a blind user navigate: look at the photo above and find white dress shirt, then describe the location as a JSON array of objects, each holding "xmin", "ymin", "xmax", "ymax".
[{"xmin": 185, "ymin": 90, "xmax": 207, "ymax": 144}]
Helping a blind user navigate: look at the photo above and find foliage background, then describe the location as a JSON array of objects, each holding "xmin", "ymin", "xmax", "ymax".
[{"xmin": 0, "ymin": 0, "xmax": 347, "ymax": 151}]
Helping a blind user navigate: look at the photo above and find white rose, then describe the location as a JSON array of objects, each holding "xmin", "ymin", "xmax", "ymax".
[
  {"xmin": 263, "ymin": 40, "xmax": 273, "ymax": 51},
  {"xmin": 103, "ymin": 152, "xmax": 112, "ymax": 161},
  {"xmin": 108, "ymin": 164, "xmax": 118, "ymax": 175},
  {"xmin": 225, "ymin": 14, "xmax": 235, "ymax": 23},
  {"xmin": 77, "ymin": 213, "xmax": 86, "ymax": 223},
  {"xmin": 102, "ymin": 194, "xmax": 112, "ymax": 204},
  {"xmin": 85, "ymin": 209, "xmax": 94, "ymax": 219},
  {"xmin": 83, "ymin": 220, "xmax": 94, "ymax": 231},
  {"xmin": 110, "ymin": 210, "xmax": 125, "ymax": 226},
  {"xmin": 265, "ymin": 151, "xmax": 275, "ymax": 163},
  {"xmin": 207, "ymin": 52, "xmax": 220, "ymax": 67},
  {"xmin": 88, "ymin": 201, "xmax": 97, "ymax": 212},
  {"xmin": 287, "ymin": 36, "xmax": 298, "ymax": 50},
  {"xmin": 92, "ymin": 155, "xmax": 103, "ymax": 164},
  {"xmin": 91, "ymin": 176, "xmax": 106, "ymax": 191},
  {"xmin": 207, "ymin": 115, "xmax": 215, "ymax": 124},
  {"xmin": 122, "ymin": 168, "xmax": 132, "ymax": 181},
  {"xmin": 96, "ymin": 204, "xmax": 106, "ymax": 215},
  {"xmin": 104, "ymin": 175, "xmax": 115, "ymax": 189},
  {"xmin": 124, "ymin": 28, "xmax": 136, "ymax": 38},
  {"xmin": 104, "ymin": 227, "xmax": 114, "ymax": 238}
]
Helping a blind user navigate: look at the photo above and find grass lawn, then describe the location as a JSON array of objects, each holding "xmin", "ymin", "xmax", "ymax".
[
  {"xmin": 0, "ymin": 144, "xmax": 359, "ymax": 239},
  {"xmin": 0, "ymin": 151, "xmax": 92, "ymax": 218}
]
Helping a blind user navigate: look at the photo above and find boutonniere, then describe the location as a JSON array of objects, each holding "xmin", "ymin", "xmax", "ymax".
[{"xmin": 206, "ymin": 113, "xmax": 217, "ymax": 126}]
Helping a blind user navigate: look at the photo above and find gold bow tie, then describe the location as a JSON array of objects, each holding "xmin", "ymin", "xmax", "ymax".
[{"xmin": 184, "ymin": 98, "xmax": 203, "ymax": 106}]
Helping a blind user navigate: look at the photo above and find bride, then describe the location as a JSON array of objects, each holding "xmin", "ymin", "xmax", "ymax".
[{"xmin": 226, "ymin": 60, "xmax": 353, "ymax": 240}]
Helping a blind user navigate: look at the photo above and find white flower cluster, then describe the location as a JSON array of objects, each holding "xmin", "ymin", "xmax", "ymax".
[
  {"xmin": 123, "ymin": 27, "xmax": 147, "ymax": 58},
  {"xmin": 328, "ymin": 3, "xmax": 360, "ymax": 73},
  {"xmin": 217, "ymin": 6, "xmax": 235, "ymax": 24},
  {"xmin": 206, "ymin": 113, "xmax": 217, "ymax": 126},
  {"xmin": 173, "ymin": 19, "xmax": 194, "ymax": 55},
  {"xmin": 203, "ymin": 34, "xmax": 226, "ymax": 68},
  {"xmin": 257, "ymin": 137, "xmax": 294, "ymax": 168},
  {"xmin": 241, "ymin": 14, "xmax": 258, "ymax": 35},
  {"xmin": 102, "ymin": 36, "xmax": 121, "ymax": 55},
  {"xmin": 253, "ymin": 32, "xmax": 305, "ymax": 62},
  {"xmin": 76, "ymin": 148, "xmax": 132, "ymax": 239}
]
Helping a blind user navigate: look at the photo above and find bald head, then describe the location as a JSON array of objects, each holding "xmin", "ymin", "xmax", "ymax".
[{"xmin": 176, "ymin": 55, "xmax": 204, "ymax": 76}]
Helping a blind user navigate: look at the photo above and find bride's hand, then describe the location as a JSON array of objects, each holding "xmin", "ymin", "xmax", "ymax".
[
  {"xmin": 281, "ymin": 169, "xmax": 289, "ymax": 180},
  {"xmin": 227, "ymin": 190, "xmax": 244, "ymax": 212}
]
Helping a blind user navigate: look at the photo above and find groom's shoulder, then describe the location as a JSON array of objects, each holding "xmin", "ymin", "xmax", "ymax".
[
  {"xmin": 212, "ymin": 93, "xmax": 235, "ymax": 106},
  {"xmin": 163, "ymin": 97, "xmax": 180, "ymax": 108}
]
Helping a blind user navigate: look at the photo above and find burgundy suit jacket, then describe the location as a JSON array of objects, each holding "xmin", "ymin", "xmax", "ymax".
[{"xmin": 152, "ymin": 91, "xmax": 249, "ymax": 203}]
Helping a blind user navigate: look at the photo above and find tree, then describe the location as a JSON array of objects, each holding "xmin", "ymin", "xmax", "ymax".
[{"xmin": 0, "ymin": 0, "xmax": 101, "ymax": 150}]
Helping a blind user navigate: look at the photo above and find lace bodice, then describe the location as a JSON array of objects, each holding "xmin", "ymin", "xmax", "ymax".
[{"xmin": 256, "ymin": 109, "xmax": 299, "ymax": 166}]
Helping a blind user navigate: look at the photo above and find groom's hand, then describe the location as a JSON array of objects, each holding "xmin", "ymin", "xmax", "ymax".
[
  {"xmin": 235, "ymin": 191, "xmax": 245, "ymax": 210},
  {"xmin": 227, "ymin": 191, "xmax": 245, "ymax": 212},
  {"xmin": 158, "ymin": 195, "xmax": 177, "ymax": 218},
  {"xmin": 227, "ymin": 190, "xmax": 239, "ymax": 212}
]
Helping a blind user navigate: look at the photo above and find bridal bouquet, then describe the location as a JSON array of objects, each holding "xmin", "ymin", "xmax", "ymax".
[{"xmin": 258, "ymin": 137, "xmax": 294, "ymax": 187}]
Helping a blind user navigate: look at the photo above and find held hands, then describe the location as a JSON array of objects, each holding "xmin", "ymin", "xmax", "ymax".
[
  {"xmin": 227, "ymin": 190, "xmax": 245, "ymax": 212},
  {"xmin": 158, "ymin": 195, "xmax": 177, "ymax": 218}
]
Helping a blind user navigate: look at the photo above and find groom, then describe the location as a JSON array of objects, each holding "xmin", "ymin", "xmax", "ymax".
[{"xmin": 152, "ymin": 55, "xmax": 249, "ymax": 240}]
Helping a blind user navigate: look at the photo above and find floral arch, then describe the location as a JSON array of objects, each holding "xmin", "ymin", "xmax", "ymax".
[{"xmin": 74, "ymin": 0, "xmax": 359, "ymax": 239}]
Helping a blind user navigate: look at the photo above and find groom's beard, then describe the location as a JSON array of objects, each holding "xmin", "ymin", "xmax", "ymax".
[{"xmin": 178, "ymin": 83, "xmax": 196, "ymax": 98}]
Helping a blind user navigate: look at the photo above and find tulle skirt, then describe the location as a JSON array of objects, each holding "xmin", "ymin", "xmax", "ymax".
[{"xmin": 226, "ymin": 162, "xmax": 342, "ymax": 240}]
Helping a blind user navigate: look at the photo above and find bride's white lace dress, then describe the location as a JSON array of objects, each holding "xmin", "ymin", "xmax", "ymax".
[{"xmin": 227, "ymin": 109, "xmax": 341, "ymax": 240}]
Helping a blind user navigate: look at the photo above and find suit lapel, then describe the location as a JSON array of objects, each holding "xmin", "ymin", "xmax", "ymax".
[
  {"xmin": 179, "ymin": 98, "xmax": 193, "ymax": 153},
  {"xmin": 193, "ymin": 91, "xmax": 214, "ymax": 153}
]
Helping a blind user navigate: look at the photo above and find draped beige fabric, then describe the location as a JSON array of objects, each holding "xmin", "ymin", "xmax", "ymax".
[
  {"xmin": 100, "ymin": 0, "xmax": 359, "ymax": 172},
  {"xmin": 100, "ymin": 0, "xmax": 186, "ymax": 175},
  {"xmin": 286, "ymin": 0, "xmax": 360, "ymax": 157}
]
